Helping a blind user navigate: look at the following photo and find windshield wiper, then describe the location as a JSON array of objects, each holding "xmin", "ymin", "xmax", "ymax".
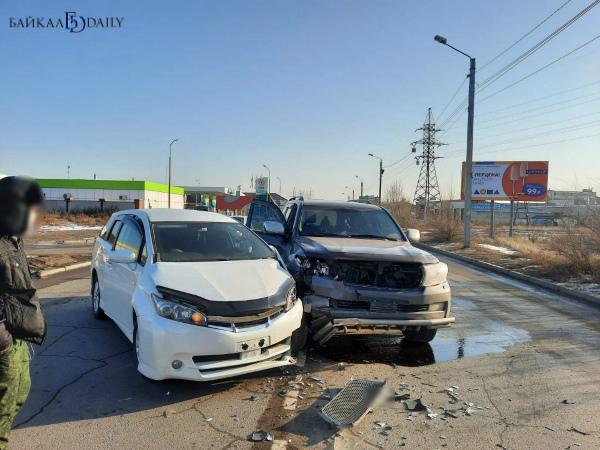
[
  {"xmin": 300, "ymin": 232, "xmax": 342, "ymax": 237},
  {"xmin": 346, "ymin": 234, "xmax": 399, "ymax": 241}
]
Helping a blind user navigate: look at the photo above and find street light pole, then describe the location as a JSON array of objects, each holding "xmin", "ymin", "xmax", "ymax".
[
  {"xmin": 263, "ymin": 164, "xmax": 271, "ymax": 200},
  {"xmin": 355, "ymin": 175, "xmax": 363, "ymax": 197},
  {"xmin": 168, "ymin": 139, "xmax": 179, "ymax": 209},
  {"xmin": 276, "ymin": 176, "xmax": 282, "ymax": 198},
  {"xmin": 434, "ymin": 35, "xmax": 475, "ymax": 248},
  {"xmin": 345, "ymin": 186, "xmax": 354, "ymax": 201},
  {"xmin": 368, "ymin": 154, "xmax": 384, "ymax": 206}
]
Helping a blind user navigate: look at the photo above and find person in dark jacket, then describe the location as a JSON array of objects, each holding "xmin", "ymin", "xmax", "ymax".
[{"xmin": 0, "ymin": 176, "xmax": 47, "ymax": 448}]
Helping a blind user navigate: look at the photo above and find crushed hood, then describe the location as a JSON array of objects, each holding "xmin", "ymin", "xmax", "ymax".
[
  {"xmin": 296, "ymin": 236, "xmax": 438, "ymax": 264},
  {"xmin": 148, "ymin": 259, "xmax": 292, "ymax": 302}
]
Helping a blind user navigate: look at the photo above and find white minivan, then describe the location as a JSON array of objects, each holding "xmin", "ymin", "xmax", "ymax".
[{"xmin": 91, "ymin": 209, "xmax": 303, "ymax": 381}]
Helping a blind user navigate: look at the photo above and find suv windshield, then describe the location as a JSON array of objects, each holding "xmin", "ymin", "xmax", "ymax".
[
  {"xmin": 152, "ymin": 222, "xmax": 275, "ymax": 262},
  {"xmin": 298, "ymin": 206, "xmax": 404, "ymax": 241}
]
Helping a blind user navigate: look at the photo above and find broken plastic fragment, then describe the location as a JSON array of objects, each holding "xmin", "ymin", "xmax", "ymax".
[
  {"xmin": 308, "ymin": 375, "xmax": 323, "ymax": 382},
  {"xmin": 250, "ymin": 430, "xmax": 274, "ymax": 442},
  {"xmin": 204, "ymin": 418, "xmax": 213, "ymax": 422},
  {"xmin": 545, "ymin": 426, "xmax": 557, "ymax": 432},
  {"xmin": 374, "ymin": 421, "xmax": 387, "ymax": 427},
  {"xmin": 568, "ymin": 427, "xmax": 590, "ymax": 436},
  {"xmin": 404, "ymin": 398, "xmax": 427, "ymax": 411},
  {"xmin": 427, "ymin": 413, "xmax": 439, "ymax": 420}
]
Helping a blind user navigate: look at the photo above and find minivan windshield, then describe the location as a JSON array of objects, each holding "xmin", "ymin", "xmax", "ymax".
[
  {"xmin": 299, "ymin": 206, "xmax": 404, "ymax": 241},
  {"xmin": 152, "ymin": 221, "xmax": 275, "ymax": 262}
]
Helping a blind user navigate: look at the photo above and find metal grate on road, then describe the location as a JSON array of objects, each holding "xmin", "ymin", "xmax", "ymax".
[{"xmin": 319, "ymin": 379, "xmax": 387, "ymax": 428}]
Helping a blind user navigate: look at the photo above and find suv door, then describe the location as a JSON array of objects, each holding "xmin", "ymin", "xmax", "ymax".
[
  {"xmin": 247, "ymin": 199, "xmax": 295, "ymax": 270},
  {"xmin": 108, "ymin": 216, "xmax": 146, "ymax": 336}
]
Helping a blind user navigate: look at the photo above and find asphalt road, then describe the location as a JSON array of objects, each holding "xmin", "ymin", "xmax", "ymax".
[{"xmin": 10, "ymin": 257, "xmax": 600, "ymax": 450}]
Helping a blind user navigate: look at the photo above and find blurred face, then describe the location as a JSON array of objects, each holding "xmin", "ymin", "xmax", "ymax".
[{"xmin": 23, "ymin": 205, "xmax": 43, "ymax": 237}]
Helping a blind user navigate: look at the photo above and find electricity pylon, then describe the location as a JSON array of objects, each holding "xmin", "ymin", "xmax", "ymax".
[{"xmin": 411, "ymin": 108, "xmax": 445, "ymax": 222}]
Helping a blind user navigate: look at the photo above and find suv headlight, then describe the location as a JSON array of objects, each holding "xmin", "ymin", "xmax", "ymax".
[
  {"xmin": 285, "ymin": 285, "xmax": 297, "ymax": 311},
  {"xmin": 151, "ymin": 293, "xmax": 207, "ymax": 326},
  {"xmin": 421, "ymin": 262, "xmax": 448, "ymax": 287}
]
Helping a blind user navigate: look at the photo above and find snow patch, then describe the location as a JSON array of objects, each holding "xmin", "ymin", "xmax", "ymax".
[
  {"xmin": 477, "ymin": 243, "xmax": 517, "ymax": 255},
  {"xmin": 40, "ymin": 221, "xmax": 102, "ymax": 232}
]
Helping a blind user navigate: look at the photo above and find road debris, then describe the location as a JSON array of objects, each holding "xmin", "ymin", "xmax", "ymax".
[
  {"xmin": 568, "ymin": 427, "xmax": 590, "ymax": 435},
  {"xmin": 162, "ymin": 410, "xmax": 175, "ymax": 418},
  {"xmin": 250, "ymin": 430, "xmax": 274, "ymax": 442},
  {"xmin": 319, "ymin": 379, "xmax": 388, "ymax": 428},
  {"xmin": 404, "ymin": 398, "xmax": 427, "ymax": 411},
  {"xmin": 308, "ymin": 375, "xmax": 323, "ymax": 382},
  {"xmin": 203, "ymin": 418, "xmax": 213, "ymax": 422},
  {"xmin": 545, "ymin": 426, "xmax": 558, "ymax": 432}
]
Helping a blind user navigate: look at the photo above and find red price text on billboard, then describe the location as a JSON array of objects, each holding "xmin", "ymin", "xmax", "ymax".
[{"xmin": 461, "ymin": 161, "xmax": 549, "ymax": 202}]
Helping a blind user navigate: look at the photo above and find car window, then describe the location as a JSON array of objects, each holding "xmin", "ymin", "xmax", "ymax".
[
  {"xmin": 299, "ymin": 206, "xmax": 403, "ymax": 240},
  {"xmin": 99, "ymin": 218, "xmax": 114, "ymax": 241},
  {"xmin": 152, "ymin": 221, "xmax": 275, "ymax": 262},
  {"xmin": 115, "ymin": 222, "xmax": 144, "ymax": 260},
  {"xmin": 108, "ymin": 221, "xmax": 122, "ymax": 247},
  {"xmin": 249, "ymin": 203, "xmax": 284, "ymax": 233}
]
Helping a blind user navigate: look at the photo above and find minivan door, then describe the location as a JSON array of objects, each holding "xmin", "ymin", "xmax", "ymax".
[
  {"xmin": 109, "ymin": 216, "xmax": 145, "ymax": 337},
  {"xmin": 247, "ymin": 199, "xmax": 294, "ymax": 269}
]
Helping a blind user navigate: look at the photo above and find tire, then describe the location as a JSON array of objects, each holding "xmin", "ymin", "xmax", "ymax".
[
  {"xmin": 91, "ymin": 277, "xmax": 107, "ymax": 320},
  {"xmin": 133, "ymin": 318, "xmax": 141, "ymax": 363},
  {"xmin": 290, "ymin": 314, "xmax": 308, "ymax": 357},
  {"xmin": 403, "ymin": 328, "xmax": 437, "ymax": 343}
]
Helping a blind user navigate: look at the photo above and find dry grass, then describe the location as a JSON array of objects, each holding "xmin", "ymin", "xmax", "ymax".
[
  {"xmin": 425, "ymin": 217, "xmax": 600, "ymax": 284},
  {"xmin": 43, "ymin": 210, "xmax": 113, "ymax": 227}
]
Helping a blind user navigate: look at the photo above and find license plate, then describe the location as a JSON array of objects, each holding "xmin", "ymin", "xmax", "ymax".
[
  {"xmin": 235, "ymin": 336, "xmax": 271, "ymax": 353},
  {"xmin": 367, "ymin": 298, "xmax": 398, "ymax": 312}
]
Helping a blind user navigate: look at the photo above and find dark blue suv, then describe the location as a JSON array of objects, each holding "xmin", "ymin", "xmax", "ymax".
[{"xmin": 246, "ymin": 197, "xmax": 454, "ymax": 346}]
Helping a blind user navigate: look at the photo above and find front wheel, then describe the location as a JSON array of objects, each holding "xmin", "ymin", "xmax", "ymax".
[
  {"xmin": 92, "ymin": 278, "xmax": 107, "ymax": 320},
  {"xmin": 403, "ymin": 328, "xmax": 437, "ymax": 343}
]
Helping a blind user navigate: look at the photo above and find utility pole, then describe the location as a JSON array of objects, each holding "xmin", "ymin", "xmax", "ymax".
[
  {"xmin": 411, "ymin": 108, "xmax": 445, "ymax": 223},
  {"xmin": 168, "ymin": 139, "xmax": 179, "ymax": 208},
  {"xmin": 368, "ymin": 154, "xmax": 384, "ymax": 206},
  {"xmin": 355, "ymin": 175, "xmax": 363, "ymax": 197},
  {"xmin": 434, "ymin": 35, "xmax": 476, "ymax": 247}
]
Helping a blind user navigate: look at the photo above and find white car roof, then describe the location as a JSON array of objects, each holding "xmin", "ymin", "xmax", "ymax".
[{"xmin": 118, "ymin": 209, "xmax": 237, "ymax": 223}]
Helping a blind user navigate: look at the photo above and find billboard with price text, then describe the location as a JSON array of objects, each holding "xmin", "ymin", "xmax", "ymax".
[{"xmin": 461, "ymin": 161, "xmax": 549, "ymax": 202}]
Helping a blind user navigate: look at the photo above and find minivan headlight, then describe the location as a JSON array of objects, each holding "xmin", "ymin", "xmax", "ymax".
[
  {"xmin": 421, "ymin": 262, "xmax": 448, "ymax": 287},
  {"xmin": 151, "ymin": 293, "xmax": 207, "ymax": 326},
  {"xmin": 285, "ymin": 285, "xmax": 297, "ymax": 311}
]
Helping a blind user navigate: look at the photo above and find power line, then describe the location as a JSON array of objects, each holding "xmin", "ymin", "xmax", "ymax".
[
  {"xmin": 442, "ymin": 132, "xmax": 600, "ymax": 158},
  {"xmin": 438, "ymin": 78, "xmax": 467, "ymax": 122},
  {"xmin": 478, "ymin": 35, "xmax": 600, "ymax": 102},
  {"xmin": 479, "ymin": 0, "xmax": 574, "ymax": 71},
  {"xmin": 439, "ymin": 0, "xmax": 600, "ymax": 128},
  {"xmin": 442, "ymin": 96, "xmax": 600, "ymax": 136},
  {"xmin": 446, "ymin": 110, "xmax": 600, "ymax": 142},
  {"xmin": 476, "ymin": 0, "xmax": 600, "ymax": 94},
  {"xmin": 476, "ymin": 81, "xmax": 600, "ymax": 114}
]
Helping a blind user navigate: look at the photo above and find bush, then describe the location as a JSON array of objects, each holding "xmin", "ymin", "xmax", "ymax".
[{"xmin": 428, "ymin": 217, "xmax": 462, "ymax": 243}]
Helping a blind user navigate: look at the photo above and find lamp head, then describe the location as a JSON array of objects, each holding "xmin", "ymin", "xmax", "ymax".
[{"xmin": 434, "ymin": 35, "xmax": 447, "ymax": 45}]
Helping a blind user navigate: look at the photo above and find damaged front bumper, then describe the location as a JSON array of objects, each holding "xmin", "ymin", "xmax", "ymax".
[
  {"xmin": 135, "ymin": 299, "xmax": 303, "ymax": 381},
  {"xmin": 303, "ymin": 275, "xmax": 454, "ymax": 345}
]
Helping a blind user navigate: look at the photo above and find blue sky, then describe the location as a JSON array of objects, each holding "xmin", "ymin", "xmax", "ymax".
[{"xmin": 1, "ymin": 0, "xmax": 598, "ymax": 200}]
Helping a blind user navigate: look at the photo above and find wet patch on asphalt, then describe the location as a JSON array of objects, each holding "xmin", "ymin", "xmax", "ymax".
[{"xmin": 314, "ymin": 319, "xmax": 531, "ymax": 367}]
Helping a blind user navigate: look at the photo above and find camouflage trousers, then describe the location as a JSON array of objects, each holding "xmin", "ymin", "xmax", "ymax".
[{"xmin": 0, "ymin": 341, "xmax": 30, "ymax": 449}]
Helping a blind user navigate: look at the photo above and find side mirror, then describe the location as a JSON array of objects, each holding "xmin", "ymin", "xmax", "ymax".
[
  {"xmin": 263, "ymin": 221, "xmax": 285, "ymax": 235},
  {"xmin": 406, "ymin": 229, "xmax": 420, "ymax": 243},
  {"xmin": 107, "ymin": 249, "xmax": 137, "ymax": 264}
]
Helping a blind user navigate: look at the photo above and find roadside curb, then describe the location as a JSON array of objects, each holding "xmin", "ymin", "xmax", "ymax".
[
  {"xmin": 415, "ymin": 243, "xmax": 600, "ymax": 309},
  {"xmin": 37, "ymin": 261, "xmax": 91, "ymax": 278}
]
